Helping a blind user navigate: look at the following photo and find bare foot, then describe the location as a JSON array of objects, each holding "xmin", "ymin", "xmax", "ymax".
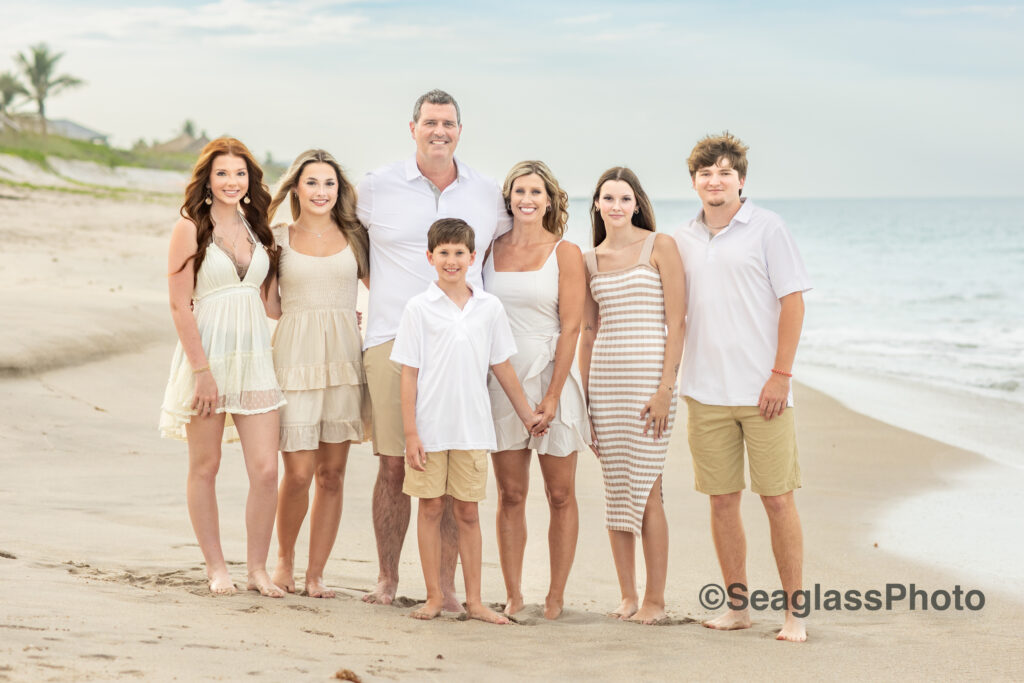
[
  {"xmin": 209, "ymin": 572, "xmax": 237, "ymax": 595},
  {"xmin": 628, "ymin": 603, "xmax": 666, "ymax": 625},
  {"xmin": 503, "ymin": 595, "xmax": 525, "ymax": 617},
  {"xmin": 703, "ymin": 609, "xmax": 751, "ymax": 630},
  {"xmin": 304, "ymin": 576, "xmax": 336, "ymax": 599},
  {"xmin": 466, "ymin": 602, "xmax": 510, "ymax": 625},
  {"xmin": 442, "ymin": 591, "xmax": 465, "ymax": 613},
  {"xmin": 776, "ymin": 613, "xmax": 807, "ymax": 642},
  {"xmin": 247, "ymin": 570, "xmax": 285, "ymax": 598},
  {"xmin": 543, "ymin": 595, "xmax": 563, "ymax": 620},
  {"xmin": 362, "ymin": 579, "xmax": 396, "ymax": 606},
  {"xmin": 607, "ymin": 598, "xmax": 638, "ymax": 620},
  {"xmin": 271, "ymin": 560, "xmax": 295, "ymax": 594},
  {"xmin": 410, "ymin": 598, "xmax": 444, "ymax": 620}
]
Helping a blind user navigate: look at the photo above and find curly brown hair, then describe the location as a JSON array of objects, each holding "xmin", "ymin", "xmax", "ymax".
[
  {"xmin": 687, "ymin": 131, "xmax": 749, "ymax": 180},
  {"xmin": 176, "ymin": 137, "xmax": 277, "ymax": 291}
]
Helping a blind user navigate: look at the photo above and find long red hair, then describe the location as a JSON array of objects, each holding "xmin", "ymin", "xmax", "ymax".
[{"xmin": 176, "ymin": 137, "xmax": 277, "ymax": 290}]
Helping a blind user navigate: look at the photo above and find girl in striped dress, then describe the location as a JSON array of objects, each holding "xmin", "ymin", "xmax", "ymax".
[{"xmin": 578, "ymin": 167, "xmax": 686, "ymax": 624}]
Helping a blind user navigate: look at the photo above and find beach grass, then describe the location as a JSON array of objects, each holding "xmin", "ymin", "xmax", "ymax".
[{"xmin": 0, "ymin": 130, "xmax": 196, "ymax": 171}]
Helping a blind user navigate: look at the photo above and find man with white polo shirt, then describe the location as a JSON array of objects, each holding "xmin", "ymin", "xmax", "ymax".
[
  {"xmin": 674, "ymin": 132, "xmax": 812, "ymax": 642},
  {"xmin": 356, "ymin": 89, "xmax": 510, "ymax": 609}
]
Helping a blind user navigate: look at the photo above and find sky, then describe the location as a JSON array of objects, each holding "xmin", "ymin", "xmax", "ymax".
[{"xmin": 1, "ymin": 0, "xmax": 1022, "ymax": 199}]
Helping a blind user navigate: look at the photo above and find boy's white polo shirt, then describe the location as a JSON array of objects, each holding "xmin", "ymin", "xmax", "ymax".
[
  {"xmin": 673, "ymin": 199, "xmax": 812, "ymax": 407},
  {"xmin": 356, "ymin": 156, "xmax": 510, "ymax": 350},
  {"xmin": 390, "ymin": 282, "xmax": 517, "ymax": 452}
]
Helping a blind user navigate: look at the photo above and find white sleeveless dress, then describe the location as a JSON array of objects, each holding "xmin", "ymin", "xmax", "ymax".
[
  {"xmin": 272, "ymin": 226, "xmax": 370, "ymax": 452},
  {"xmin": 483, "ymin": 241, "xmax": 590, "ymax": 457},
  {"xmin": 159, "ymin": 219, "xmax": 285, "ymax": 443}
]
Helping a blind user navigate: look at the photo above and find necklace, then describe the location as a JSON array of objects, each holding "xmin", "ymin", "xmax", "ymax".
[
  {"xmin": 214, "ymin": 214, "xmax": 246, "ymax": 252},
  {"xmin": 295, "ymin": 222, "xmax": 332, "ymax": 239}
]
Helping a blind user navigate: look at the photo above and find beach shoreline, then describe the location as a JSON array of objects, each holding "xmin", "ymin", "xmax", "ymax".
[{"xmin": 2, "ymin": 187, "xmax": 1023, "ymax": 679}]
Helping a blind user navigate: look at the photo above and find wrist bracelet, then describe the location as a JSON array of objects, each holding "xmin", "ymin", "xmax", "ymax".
[
  {"xmin": 192, "ymin": 365, "xmax": 210, "ymax": 375},
  {"xmin": 771, "ymin": 368, "xmax": 793, "ymax": 378}
]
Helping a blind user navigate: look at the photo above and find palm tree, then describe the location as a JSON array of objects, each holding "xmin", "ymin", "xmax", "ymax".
[
  {"xmin": 15, "ymin": 43, "xmax": 83, "ymax": 135},
  {"xmin": 0, "ymin": 71, "xmax": 27, "ymax": 115}
]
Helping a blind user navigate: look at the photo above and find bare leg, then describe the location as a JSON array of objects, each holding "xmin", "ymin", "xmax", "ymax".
[
  {"xmin": 538, "ymin": 452, "xmax": 578, "ymax": 620},
  {"xmin": 439, "ymin": 496, "xmax": 463, "ymax": 612},
  {"xmin": 607, "ymin": 529, "xmax": 639, "ymax": 619},
  {"xmin": 273, "ymin": 450, "xmax": 316, "ymax": 593},
  {"xmin": 410, "ymin": 496, "xmax": 445, "ymax": 620},
  {"xmin": 305, "ymin": 442, "xmax": 350, "ymax": 598},
  {"xmin": 185, "ymin": 412, "xmax": 235, "ymax": 594},
  {"xmin": 233, "ymin": 411, "xmax": 284, "ymax": 598},
  {"xmin": 761, "ymin": 491, "xmax": 806, "ymax": 642},
  {"xmin": 453, "ymin": 500, "xmax": 509, "ymax": 625},
  {"xmin": 703, "ymin": 491, "xmax": 751, "ymax": 630},
  {"xmin": 492, "ymin": 449, "xmax": 531, "ymax": 615},
  {"xmin": 629, "ymin": 476, "xmax": 668, "ymax": 624},
  {"xmin": 364, "ymin": 454, "xmax": 409, "ymax": 605}
]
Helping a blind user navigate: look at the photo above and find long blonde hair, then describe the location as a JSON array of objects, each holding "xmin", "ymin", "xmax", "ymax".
[{"xmin": 268, "ymin": 149, "xmax": 369, "ymax": 278}]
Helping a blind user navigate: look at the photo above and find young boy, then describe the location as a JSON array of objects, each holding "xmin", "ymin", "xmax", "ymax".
[{"xmin": 390, "ymin": 218, "xmax": 542, "ymax": 624}]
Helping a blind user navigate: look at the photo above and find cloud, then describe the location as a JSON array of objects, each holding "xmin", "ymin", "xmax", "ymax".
[
  {"xmin": 0, "ymin": 0, "xmax": 383, "ymax": 48},
  {"xmin": 556, "ymin": 13, "xmax": 612, "ymax": 25},
  {"xmin": 902, "ymin": 5, "xmax": 1020, "ymax": 19}
]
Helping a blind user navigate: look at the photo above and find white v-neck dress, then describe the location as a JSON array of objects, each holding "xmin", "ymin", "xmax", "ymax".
[{"xmin": 160, "ymin": 221, "xmax": 285, "ymax": 442}]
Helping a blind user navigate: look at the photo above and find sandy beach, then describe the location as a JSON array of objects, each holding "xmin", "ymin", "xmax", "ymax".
[{"xmin": 2, "ymin": 185, "xmax": 1023, "ymax": 681}]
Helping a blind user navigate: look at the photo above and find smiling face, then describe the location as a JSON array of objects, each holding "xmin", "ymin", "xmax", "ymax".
[
  {"xmin": 294, "ymin": 161, "xmax": 338, "ymax": 218},
  {"xmin": 508, "ymin": 173, "xmax": 550, "ymax": 227},
  {"xmin": 692, "ymin": 156, "xmax": 745, "ymax": 210},
  {"xmin": 208, "ymin": 153, "xmax": 249, "ymax": 206},
  {"xmin": 595, "ymin": 179, "xmax": 637, "ymax": 231},
  {"xmin": 427, "ymin": 241, "xmax": 475, "ymax": 286},
  {"xmin": 410, "ymin": 102, "xmax": 461, "ymax": 166}
]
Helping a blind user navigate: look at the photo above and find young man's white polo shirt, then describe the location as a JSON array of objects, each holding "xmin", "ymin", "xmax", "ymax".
[
  {"xmin": 390, "ymin": 282, "xmax": 517, "ymax": 452},
  {"xmin": 673, "ymin": 199, "xmax": 812, "ymax": 407},
  {"xmin": 357, "ymin": 156, "xmax": 511, "ymax": 350}
]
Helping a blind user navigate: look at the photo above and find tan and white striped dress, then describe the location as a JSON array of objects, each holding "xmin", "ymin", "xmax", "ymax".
[{"xmin": 585, "ymin": 232, "xmax": 677, "ymax": 536}]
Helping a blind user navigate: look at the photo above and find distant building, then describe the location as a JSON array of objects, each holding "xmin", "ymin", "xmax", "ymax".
[
  {"xmin": 151, "ymin": 132, "xmax": 211, "ymax": 155},
  {"xmin": 10, "ymin": 114, "xmax": 109, "ymax": 144}
]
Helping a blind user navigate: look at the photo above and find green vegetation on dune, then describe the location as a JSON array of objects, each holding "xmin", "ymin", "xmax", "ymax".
[{"xmin": 0, "ymin": 130, "xmax": 196, "ymax": 171}]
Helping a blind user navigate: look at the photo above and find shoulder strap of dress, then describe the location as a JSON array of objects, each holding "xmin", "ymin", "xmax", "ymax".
[
  {"xmin": 638, "ymin": 231, "xmax": 657, "ymax": 265},
  {"xmin": 584, "ymin": 250, "xmax": 598, "ymax": 277}
]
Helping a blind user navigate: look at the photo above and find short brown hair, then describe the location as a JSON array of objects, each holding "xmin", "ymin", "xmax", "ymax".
[
  {"xmin": 687, "ymin": 132, "xmax": 749, "ymax": 179},
  {"xmin": 428, "ymin": 217, "xmax": 475, "ymax": 252}
]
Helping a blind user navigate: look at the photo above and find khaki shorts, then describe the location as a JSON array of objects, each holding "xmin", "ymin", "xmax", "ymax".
[
  {"xmin": 685, "ymin": 397, "xmax": 801, "ymax": 496},
  {"xmin": 363, "ymin": 339, "xmax": 405, "ymax": 457},
  {"xmin": 402, "ymin": 449, "xmax": 488, "ymax": 502}
]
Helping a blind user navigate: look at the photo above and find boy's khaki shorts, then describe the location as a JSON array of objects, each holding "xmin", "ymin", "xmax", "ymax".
[
  {"xmin": 402, "ymin": 449, "xmax": 488, "ymax": 502},
  {"xmin": 363, "ymin": 339, "xmax": 405, "ymax": 457},
  {"xmin": 685, "ymin": 397, "xmax": 801, "ymax": 497}
]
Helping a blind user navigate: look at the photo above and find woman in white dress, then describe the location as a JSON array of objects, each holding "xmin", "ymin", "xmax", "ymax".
[
  {"xmin": 483, "ymin": 160, "xmax": 590, "ymax": 620},
  {"xmin": 161, "ymin": 137, "xmax": 286, "ymax": 597},
  {"xmin": 264, "ymin": 150, "xmax": 370, "ymax": 597}
]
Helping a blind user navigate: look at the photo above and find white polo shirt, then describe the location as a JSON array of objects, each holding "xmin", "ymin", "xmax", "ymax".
[
  {"xmin": 390, "ymin": 283, "xmax": 517, "ymax": 452},
  {"xmin": 673, "ymin": 199, "xmax": 812, "ymax": 407},
  {"xmin": 357, "ymin": 156, "xmax": 510, "ymax": 350}
]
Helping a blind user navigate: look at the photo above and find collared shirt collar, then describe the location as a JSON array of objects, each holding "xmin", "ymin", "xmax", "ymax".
[
  {"xmin": 425, "ymin": 280, "xmax": 477, "ymax": 303},
  {"xmin": 404, "ymin": 155, "xmax": 466, "ymax": 182},
  {"xmin": 695, "ymin": 197, "xmax": 754, "ymax": 230}
]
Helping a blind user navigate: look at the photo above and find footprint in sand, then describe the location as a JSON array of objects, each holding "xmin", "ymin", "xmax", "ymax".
[
  {"xmin": 287, "ymin": 604, "xmax": 321, "ymax": 613},
  {"xmin": 301, "ymin": 628, "xmax": 334, "ymax": 638}
]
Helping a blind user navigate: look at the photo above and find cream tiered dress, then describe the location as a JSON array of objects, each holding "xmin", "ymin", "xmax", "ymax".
[
  {"xmin": 483, "ymin": 241, "xmax": 590, "ymax": 456},
  {"xmin": 160, "ymin": 218, "xmax": 285, "ymax": 442},
  {"xmin": 272, "ymin": 226, "xmax": 370, "ymax": 452}
]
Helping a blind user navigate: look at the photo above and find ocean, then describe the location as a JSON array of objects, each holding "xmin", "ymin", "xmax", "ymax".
[{"xmin": 563, "ymin": 197, "xmax": 1024, "ymax": 467}]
